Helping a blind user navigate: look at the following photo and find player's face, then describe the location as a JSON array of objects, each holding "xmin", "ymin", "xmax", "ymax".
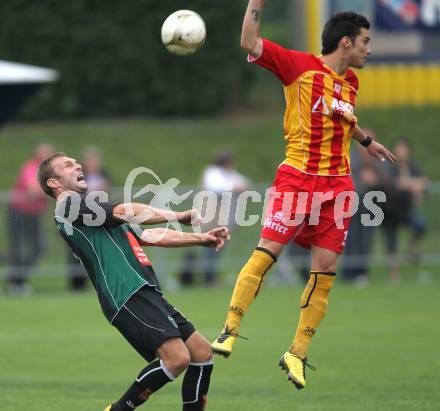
[
  {"xmin": 348, "ymin": 28, "xmax": 371, "ymax": 69},
  {"xmin": 49, "ymin": 156, "xmax": 88, "ymax": 195}
]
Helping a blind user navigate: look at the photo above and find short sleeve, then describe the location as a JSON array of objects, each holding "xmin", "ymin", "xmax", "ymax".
[
  {"xmin": 203, "ymin": 166, "xmax": 233, "ymax": 192},
  {"xmin": 249, "ymin": 38, "xmax": 312, "ymax": 85}
]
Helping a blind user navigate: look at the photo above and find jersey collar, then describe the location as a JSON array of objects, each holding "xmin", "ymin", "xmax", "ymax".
[{"xmin": 317, "ymin": 55, "xmax": 349, "ymax": 80}]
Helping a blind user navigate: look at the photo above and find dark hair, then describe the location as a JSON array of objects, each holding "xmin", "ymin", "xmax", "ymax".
[
  {"xmin": 321, "ymin": 11, "xmax": 370, "ymax": 55},
  {"xmin": 213, "ymin": 150, "xmax": 233, "ymax": 167},
  {"xmin": 37, "ymin": 152, "xmax": 66, "ymax": 198}
]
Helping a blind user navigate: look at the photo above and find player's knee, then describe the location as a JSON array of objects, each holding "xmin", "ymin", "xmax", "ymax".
[
  {"xmin": 257, "ymin": 238, "xmax": 283, "ymax": 257},
  {"xmin": 191, "ymin": 339, "xmax": 213, "ymax": 363},
  {"xmin": 317, "ymin": 266, "xmax": 336, "ymax": 275},
  {"xmin": 311, "ymin": 247, "xmax": 338, "ymax": 273},
  {"xmin": 159, "ymin": 339, "xmax": 191, "ymax": 376},
  {"xmin": 171, "ymin": 348, "xmax": 191, "ymax": 374},
  {"xmin": 311, "ymin": 261, "xmax": 337, "ymax": 273}
]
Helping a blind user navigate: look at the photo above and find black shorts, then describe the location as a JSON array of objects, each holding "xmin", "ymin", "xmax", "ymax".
[{"xmin": 112, "ymin": 285, "xmax": 195, "ymax": 362}]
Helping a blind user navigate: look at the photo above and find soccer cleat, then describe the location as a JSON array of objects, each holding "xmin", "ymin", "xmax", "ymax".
[
  {"xmin": 212, "ymin": 326, "xmax": 246, "ymax": 358},
  {"xmin": 103, "ymin": 406, "xmax": 112, "ymax": 411},
  {"xmin": 278, "ymin": 352, "xmax": 315, "ymax": 390}
]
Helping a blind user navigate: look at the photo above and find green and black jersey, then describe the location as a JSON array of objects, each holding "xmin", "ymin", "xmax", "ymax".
[{"xmin": 54, "ymin": 193, "xmax": 160, "ymax": 323}]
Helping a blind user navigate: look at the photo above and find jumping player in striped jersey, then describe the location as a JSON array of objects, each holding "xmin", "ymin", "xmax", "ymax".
[
  {"xmin": 37, "ymin": 153, "xmax": 230, "ymax": 411},
  {"xmin": 212, "ymin": 1, "xmax": 396, "ymax": 390}
]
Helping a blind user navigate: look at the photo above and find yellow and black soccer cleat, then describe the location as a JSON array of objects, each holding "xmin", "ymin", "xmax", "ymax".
[
  {"xmin": 278, "ymin": 352, "xmax": 315, "ymax": 390},
  {"xmin": 212, "ymin": 326, "xmax": 247, "ymax": 358},
  {"xmin": 103, "ymin": 406, "xmax": 112, "ymax": 411}
]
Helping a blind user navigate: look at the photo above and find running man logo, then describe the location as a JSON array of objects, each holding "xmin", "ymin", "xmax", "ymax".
[{"xmin": 124, "ymin": 166, "xmax": 194, "ymax": 237}]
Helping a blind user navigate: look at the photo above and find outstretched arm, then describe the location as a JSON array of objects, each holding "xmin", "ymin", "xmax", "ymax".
[
  {"xmin": 139, "ymin": 226, "xmax": 230, "ymax": 252},
  {"xmin": 241, "ymin": 0, "xmax": 265, "ymax": 57},
  {"xmin": 352, "ymin": 125, "xmax": 397, "ymax": 164},
  {"xmin": 112, "ymin": 203, "xmax": 201, "ymax": 226}
]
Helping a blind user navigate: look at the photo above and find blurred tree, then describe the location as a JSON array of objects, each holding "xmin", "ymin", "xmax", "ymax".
[{"xmin": 0, "ymin": 0, "xmax": 251, "ymax": 118}]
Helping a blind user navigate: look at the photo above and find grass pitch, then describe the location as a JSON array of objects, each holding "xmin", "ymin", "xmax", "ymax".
[{"xmin": 1, "ymin": 281, "xmax": 439, "ymax": 411}]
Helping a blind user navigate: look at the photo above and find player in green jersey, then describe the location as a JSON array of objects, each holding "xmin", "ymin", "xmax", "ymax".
[{"xmin": 38, "ymin": 152, "xmax": 230, "ymax": 411}]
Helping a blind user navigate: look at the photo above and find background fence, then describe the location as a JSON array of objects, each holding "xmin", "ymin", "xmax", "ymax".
[{"xmin": 1, "ymin": 181, "xmax": 439, "ymax": 291}]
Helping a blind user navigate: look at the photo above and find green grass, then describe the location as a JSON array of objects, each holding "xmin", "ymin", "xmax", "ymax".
[
  {"xmin": 1, "ymin": 112, "xmax": 439, "ymax": 409},
  {"xmin": 1, "ymin": 281, "xmax": 439, "ymax": 411}
]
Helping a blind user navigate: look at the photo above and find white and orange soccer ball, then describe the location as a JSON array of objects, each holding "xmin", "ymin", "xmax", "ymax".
[{"xmin": 161, "ymin": 10, "xmax": 206, "ymax": 56}]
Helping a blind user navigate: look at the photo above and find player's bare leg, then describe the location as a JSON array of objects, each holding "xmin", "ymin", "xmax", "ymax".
[
  {"xmin": 280, "ymin": 246, "xmax": 338, "ymax": 389},
  {"xmin": 212, "ymin": 238, "xmax": 283, "ymax": 357}
]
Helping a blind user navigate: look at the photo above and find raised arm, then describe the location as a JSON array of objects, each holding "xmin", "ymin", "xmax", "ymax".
[
  {"xmin": 139, "ymin": 226, "xmax": 230, "ymax": 252},
  {"xmin": 241, "ymin": 0, "xmax": 265, "ymax": 57},
  {"xmin": 112, "ymin": 203, "xmax": 201, "ymax": 226}
]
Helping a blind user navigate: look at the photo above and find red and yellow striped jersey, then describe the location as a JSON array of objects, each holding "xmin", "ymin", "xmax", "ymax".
[{"xmin": 251, "ymin": 39, "xmax": 359, "ymax": 176}]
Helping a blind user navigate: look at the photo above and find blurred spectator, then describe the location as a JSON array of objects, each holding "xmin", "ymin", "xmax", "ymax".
[
  {"xmin": 67, "ymin": 147, "xmax": 111, "ymax": 291},
  {"xmin": 6, "ymin": 143, "xmax": 53, "ymax": 296},
  {"xmin": 179, "ymin": 150, "xmax": 250, "ymax": 287},
  {"xmin": 383, "ymin": 137, "xmax": 428, "ymax": 283},
  {"xmin": 81, "ymin": 147, "xmax": 111, "ymax": 192},
  {"xmin": 342, "ymin": 129, "xmax": 388, "ymax": 286}
]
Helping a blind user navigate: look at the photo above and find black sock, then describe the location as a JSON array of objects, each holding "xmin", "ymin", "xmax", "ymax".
[
  {"xmin": 182, "ymin": 360, "xmax": 214, "ymax": 411},
  {"xmin": 112, "ymin": 359, "xmax": 175, "ymax": 411}
]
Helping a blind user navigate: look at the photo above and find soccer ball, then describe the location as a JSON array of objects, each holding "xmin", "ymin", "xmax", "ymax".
[{"xmin": 161, "ymin": 10, "xmax": 206, "ymax": 56}]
